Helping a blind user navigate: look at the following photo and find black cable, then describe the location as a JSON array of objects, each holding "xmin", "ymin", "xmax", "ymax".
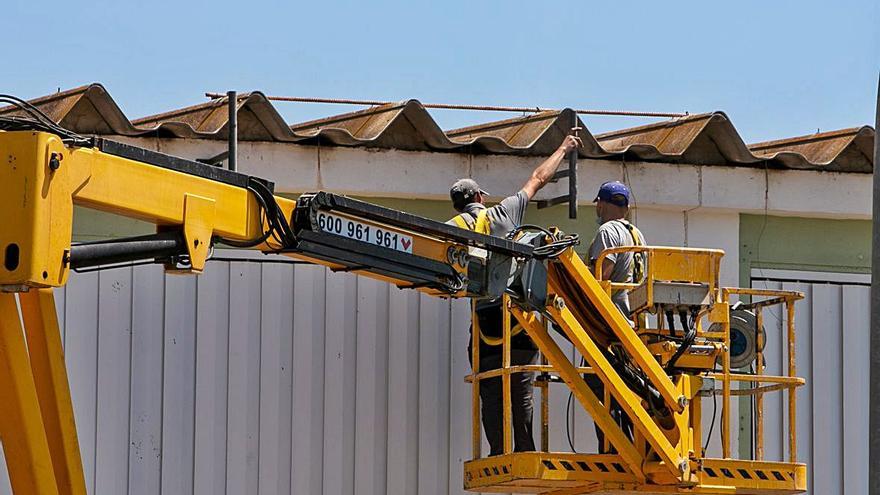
[
  {"xmin": 704, "ymin": 392, "xmax": 718, "ymax": 454},
  {"xmin": 507, "ymin": 225, "xmax": 579, "ymax": 259},
  {"xmin": 509, "ymin": 224, "xmax": 554, "ymax": 239},
  {"xmin": 216, "ymin": 183, "xmax": 273, "ymax": 248},
  {"xmin": 638, "ymin": 332, "xmax": 685, "ymax": 343},
  {"xmin": 565, "ymin": 356, "xmax": 587, "ymax": 453},
  {"xmin": 532, "ymin": 234, "xmax": 580, "ymax": 259},
  {"xmin": 0, "ymin": 94, "xmax": 58, "ymax": 124},
  {"xmin": 666, "ymin": 308, "xmax": 698, "ymax": 372},
  {"xmin": 665, "ymin": 310, "xmax": 677, "ymax": 337},
  {"xmin": 0, "ymin": 94, "xmax": 92, "ymax": 146},
  {"xmin": 214, "ymin": 178, "xmax": 297, "ymax": 249},
  {"xmin": 251, "ymin": 179, "xmax": 294, "ymax": 244},
  {"xmin": 566, "ymin": 391, "xmax": 576, "ymax": 452}
]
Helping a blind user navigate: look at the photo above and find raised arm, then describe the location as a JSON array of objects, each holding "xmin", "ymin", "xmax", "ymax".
[{"xmin": 520, "ymin": 134, "xmax": 582, "ymax": 200}]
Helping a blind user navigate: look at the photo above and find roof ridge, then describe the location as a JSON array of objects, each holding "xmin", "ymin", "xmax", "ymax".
[
  {"xmin": 446, "ymin": 110, "xmax": 563, "ymax": 136},
  {"xmin": 0, "ymin": 83, "xmax": 98, "ymax": 115},
  {"xmin": 748, "ymin": 126, "xmax": 871, "ymax": 150},
  {"xmin": 594, "ymin": 112, "xmax": 718, "ymax": 140},
  {"xmin": 290, "ymin": 100, "xmax": 409, "ymax": 131},
  {"xmin": 132, "ymin": 92, "xmax": 265, "ymax": 126}
]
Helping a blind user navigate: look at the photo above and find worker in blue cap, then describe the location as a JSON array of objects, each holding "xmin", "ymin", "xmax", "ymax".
[
  {"xmin": 589, "ymin": 180, "xmax": 646, "ymax": 316},
  {"xmin": 586, "ymin": 180, "xmax": 646, "ymax": 452}
]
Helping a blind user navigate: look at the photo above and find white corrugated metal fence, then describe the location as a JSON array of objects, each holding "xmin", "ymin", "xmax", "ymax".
[
  {"xmin": 751, "ymin": 271, "xmax": 870, "ymax": 495},
  {"xmin": 1, "ymin": 261, "xmax": 865, "ymax": 494}
]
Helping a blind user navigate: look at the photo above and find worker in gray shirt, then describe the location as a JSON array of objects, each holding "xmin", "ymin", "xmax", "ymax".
[
  {"xmin": 586, "ymin": 180, "xmax": 645, "ymax": 453},
  {"xmin": 448, "ymin": 134, "xmax": 581, "ymax": 456},
  {"xmin": 588, "ymin": 181, "xmax": 646, "ymax": 316}
]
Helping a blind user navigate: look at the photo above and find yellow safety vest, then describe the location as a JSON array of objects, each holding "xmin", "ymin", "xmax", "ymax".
[
  {"xmin": 613, "ymin": 219, "xmax": 645, "ymax": 284},
  {"xmin": 451, "ymin": 209, "xmax": 491, "ymax": 234},
  {"xmin": 452, "ymin": 209, "xmax": 525, "ymax": 345}
]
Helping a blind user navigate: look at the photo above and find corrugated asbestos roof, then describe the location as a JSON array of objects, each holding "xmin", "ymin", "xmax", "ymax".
[{"xmin": 1, "ymin": 83, "xmax": 874, "ymax": 172}]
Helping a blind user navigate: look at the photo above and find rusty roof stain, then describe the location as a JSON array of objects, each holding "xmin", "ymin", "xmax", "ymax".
[
  {"xmin": 595, "ymin": 112, "xmax": 759, "ymax": 165},
  {"xmin": 749, "ymin": 126, "xmax": 875, "ymax": 172},
  {"xmin": 446, "ymin": 109, "xmax": 611, "ymax": 157},
  {"xmin": 2, "ymin": 83, "xmax": 873, "ymax": 173}
]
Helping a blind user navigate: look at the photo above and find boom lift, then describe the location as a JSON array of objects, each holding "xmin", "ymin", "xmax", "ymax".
[{"xmin": 0, "ymin": 102, "xmax": 806, "ymax": 494}]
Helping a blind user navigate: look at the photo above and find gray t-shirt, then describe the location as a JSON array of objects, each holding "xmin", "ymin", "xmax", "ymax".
[
  {"xmin": 588, "ymin": 219, "xmax": 646, "ymax": 316},
  {"xmin": 448, "ymin": 191, "xmax": 532, "ymax": 347},
  {"xmin": 446, "ymin": 190, "xmax": 529, "ymax": 238}
]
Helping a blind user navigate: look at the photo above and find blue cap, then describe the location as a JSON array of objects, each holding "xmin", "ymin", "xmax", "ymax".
[{"xmin": 593, "ymin": 181, "xmax": 631, "ymax": 207}]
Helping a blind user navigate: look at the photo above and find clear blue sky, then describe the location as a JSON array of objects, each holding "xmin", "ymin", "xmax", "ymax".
[{"xmin": 3, "ymin": 0, "xmax": 878, "ymax": 142}]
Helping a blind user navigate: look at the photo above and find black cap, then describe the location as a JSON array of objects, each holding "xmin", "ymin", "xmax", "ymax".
[{"xmin": 450, "ymin": 178, "xmax": 489, "ymax": 210}]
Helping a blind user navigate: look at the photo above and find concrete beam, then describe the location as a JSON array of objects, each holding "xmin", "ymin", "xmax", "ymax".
[{"xmin": 111, "ymin": 137, "xmax": 871, "ymax": 220}]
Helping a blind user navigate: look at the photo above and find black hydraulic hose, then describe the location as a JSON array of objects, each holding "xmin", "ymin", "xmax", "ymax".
[
  {"xmin": 667, "ymin": 309, "xmax": 698, "ymax": 372},
  {"xmin": 69, "ymin": 231, "xmax": 187, "ymax": 269},
  {"xmin": 678, "ymin": 310, "xmax": 689, "ymax": 333},
  {"xmin": 608, "ymin": 350, "xmax": 665, "ymax": 412},
  {"xmin": 665, "ymin": 310, "xmax": 676, "ymax": 337}
]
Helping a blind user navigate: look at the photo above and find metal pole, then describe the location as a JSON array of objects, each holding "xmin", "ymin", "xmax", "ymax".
[
  {"xmin": 502, "ymin": 293, "xmax": 512, "ymax": 454},
  {"xmin": 205, "ymin": 92, "xmax": 688, "ymax": 119},
  {"xmin": 755, "ymin": 308, "xmax": 765, "ymax": 460},
  {"xmin": 227, "ymin": 91, "xmax": 237, "ymax": 172},
  {"xmin": 540, "ymin": 347, "xmax": 549, "ymax": 452},
  {"xmin": 722, "ymin": 312, "xmax": 731, "ymax": 458},
  {"xmin": 870, "ymin": 72, "xmax": 880, "ymax": 495},
  {"xmin": 568, "ymin": 113, "xmax": 578, "ymax": 220},
  {"xmin": 786, "ymin": 301, "xmax": 796, "ymax": 462},
  {"xmin": 471, "ymin": 301, "xmax": 481, "ymax": 459}
]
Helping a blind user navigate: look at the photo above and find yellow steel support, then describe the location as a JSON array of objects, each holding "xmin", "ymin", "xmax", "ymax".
[
  {"xmin": 464, "ymin": 452, "xmax": 806, "ymax": 494},
  {"xmin": 0, "ymin": 293, "xmax": 59, "ymax": 495},
  {"xmin": 786, "ymin": 300, "xmax": 797, "ymax": 463},
  {"xmin": 555, "ymin": 249, "xmax": 684, "ymax": 413},
  {"xmin": 511, "ymin": 308, "xmax": 646, "ymax": 481},
  {"xmin": 180, "ymin": 194, "xmax": 217, "ymax": 272},
  {"xmin": 19, "ymin": 290, "xmax": 87, "ymax": 495},
  {"xmin": 464, "ymin": 453, "xmax": 638, "ymax": 493},
  {"xmin": 698, "ymin": 458, "xmax": 807, "ymax": 493},
  {"xmin": 706, "ymin": 374, "xmax": 804, "ymax": 387},
  {"xmin": 471, "ymin": 301, "xmax": 481, "ymax": 460},
  {"xmin": 755, "ymin": 308, "xmax": 765, "ymax": 461},
  {"xmin": 722, "ymin": 308, "xmax": 731, "ymax": 458},
  {"xmin": 545, "ymin": 301, "xmax": 683, "ymax": 479},
  {"xmin": 692, "ymin": 384, "xmax": 702, "ymax": 458},
  {"xmin": 539, "ymin": 351, "xmax": 550, "ymax": 453},
  {"xmin": 502, "ymin": 293, "xmax": 513, "ymax": 454},
  {"xmin": 0, "ymin": 133, "xmax": 76, "ymax": 288},
  {"xmin": 603, "ymin": 386, "xmax": 612, "ymax": 455}
]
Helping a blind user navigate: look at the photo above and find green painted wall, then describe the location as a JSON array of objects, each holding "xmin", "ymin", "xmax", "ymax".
[
  {"xmin": 738, "ymin": 214, "xmax": 871, "ymax": 287},
  {"xmin": 72, "ymin": 206, "xmax": 155, "ymax": 242},
  {"xmin": 737, "ymin": 213, "xmax": 870, "ymax": 458}
]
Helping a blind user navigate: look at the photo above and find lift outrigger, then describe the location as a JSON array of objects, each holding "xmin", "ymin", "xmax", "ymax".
[{"xmin": 0, "ymin": 111, "xmax": 805, "ymax": 494}]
